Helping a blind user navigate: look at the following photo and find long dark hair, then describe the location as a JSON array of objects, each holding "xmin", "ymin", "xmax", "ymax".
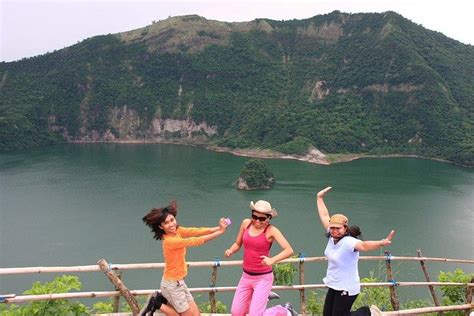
[
  {"xmin": 326, "ymin": 225, "xmax": 362, "ymax": 239},
  {"xmin": 142, "ymin": 200, "xmax": 178, "ymax": 240},
  {"xmin": 347, "ymin": 225, "xmax": 362, "ymax": 239}
]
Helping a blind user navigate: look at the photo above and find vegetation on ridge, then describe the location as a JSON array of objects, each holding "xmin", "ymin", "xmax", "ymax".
[{"xmin": 1, "ymin": 11, "xmax": 473, "ymax": 165}]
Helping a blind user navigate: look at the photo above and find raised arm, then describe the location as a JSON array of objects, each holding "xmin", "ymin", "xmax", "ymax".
[
  {"xmin": 224, "ymin": 219, "xmax": 249, "ymax": 257},
  {"xmin": 316, "ymin": 186, "xmax": 332, "ymax": 230},
  {"xmin": 355, "ymin": 230, "xmax": 396, "ymax": 252},
  {"xmin": 260, "ymin": 226, "xmax": 294, "ymax": 266}
]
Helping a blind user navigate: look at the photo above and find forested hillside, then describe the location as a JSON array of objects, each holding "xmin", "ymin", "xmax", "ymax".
[{"xmin": 1, "ymin": 11, "xmax": 472, "ymax": 165}]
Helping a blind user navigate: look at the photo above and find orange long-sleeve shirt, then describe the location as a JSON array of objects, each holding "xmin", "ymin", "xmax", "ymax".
[{"xmin": 162, "ymin": 226, "xmax": 214, "ymax": 281}]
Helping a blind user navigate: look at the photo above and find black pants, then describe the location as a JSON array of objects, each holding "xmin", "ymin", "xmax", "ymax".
[{"xmin": 323, "ymin": 288, "xmax": 370, "ymax": 316}]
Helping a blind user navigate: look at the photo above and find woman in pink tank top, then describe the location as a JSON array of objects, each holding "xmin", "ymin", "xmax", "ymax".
[{"xmin": 225, "ymin": 200, "xmax": 295, "ymax": 316}]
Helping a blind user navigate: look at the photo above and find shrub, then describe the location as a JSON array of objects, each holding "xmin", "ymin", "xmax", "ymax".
[
  {"xmin": 352, "ymin": 275, "xmax": 392, "ymax": 311},
  {"xmin": 273, "ymin": 257, "xmax": 298, "ymax": 285},
  {"xmin": 92, "ymin": 301, "xmax": 114, "ymax": 313},
  {"xmin": 438, "ymin": 268, "xmax": 474, "ymax": 316},
  {"xmin": 276, "ymin": 137, "xmax": 312, "ymax": 155},
  {"xmin": 306, "ymin": 290, "xmax": 325, "ymax": 314},
  {"xmin": 196, "ymin": 295, "xmax": 227, "ymax": 313},
  {"xmin": 0, "ymin": 275, "xmax": 88, "ymax": 315},
  {"xmin": 401, "ymin": 299, "xmax": 433, "ymax": 315}
]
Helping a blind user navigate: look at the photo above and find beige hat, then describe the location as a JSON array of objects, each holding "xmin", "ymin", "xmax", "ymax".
[
  {"xmin": 249, "ymin": 200, "xmax": 278, "ymax": 218},
  {"xmin": 329, "ymin": 214, "xmax": 349, "ymax": 228}
]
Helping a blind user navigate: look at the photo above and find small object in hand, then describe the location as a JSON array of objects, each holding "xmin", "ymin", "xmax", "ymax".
[{"xmin": 224, "ymin": 218, "xmax": 232, "ymax": 226}]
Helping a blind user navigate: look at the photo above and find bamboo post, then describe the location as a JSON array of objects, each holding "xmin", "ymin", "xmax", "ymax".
[
  {"xmin": 298, "ymin": 253, "xmax": 307, "ymax": 314},
  {"xmin": 384, "ymin": 251, "xmax": 400, "ymax": 310},
  {"xmin": 209, "ymin": 257, "xmax": 219, "ymax": 313},
  {"xmin": 112, "ymin": 272, "xmax": 122, "ymax": 313},
  {"xmin": 98, "ymin": 258, "xmax": 140, "ymax": 315},
  {"xmin": 465, "ymin": 277, "xmax": 474, "ymax": 316},
  {"xmin": 417, "ymin": 249, "xmax": 442, "ymax": 315}
]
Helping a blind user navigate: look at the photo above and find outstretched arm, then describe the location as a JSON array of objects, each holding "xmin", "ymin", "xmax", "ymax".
[
  {"xmin": 208, "ymin": 218, "xmax": 230, "ymax": 233},
  {"xmin": 316, "ymin": 186, "xmax": 332, "ymax": 230},
  {"xmin": 260, "ymin": 226, "xmax": 294, "ymax": 266},
  {"xmin": 200, "ymin": 218, "xmax": 229, "ymax": 243},
  {"xmin": 166, "ymin": 219, "xmax": 229, "ymax": 249},
  {"xmin": 355, "ymin": 230, "xmax": 396, "ymax": 252},
  {"xmin": 181, "ymin": 217, "xmax": 228, "ymax": 237}
]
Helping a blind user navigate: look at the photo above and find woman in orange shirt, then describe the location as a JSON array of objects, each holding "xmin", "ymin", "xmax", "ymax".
[{"xmin": 142, "ymin": 200, "xmax": 229, "ymax": 316}]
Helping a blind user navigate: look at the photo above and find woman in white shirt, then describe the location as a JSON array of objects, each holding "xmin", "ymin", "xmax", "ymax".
[{"xmin": 316, "ymin": 187, "xmax": 395, "ymax": 316}]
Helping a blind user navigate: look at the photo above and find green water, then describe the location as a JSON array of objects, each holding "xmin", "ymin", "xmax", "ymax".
[{"xmin": 1, "ymin": 144, "xmax": 473, "ymax": 306}]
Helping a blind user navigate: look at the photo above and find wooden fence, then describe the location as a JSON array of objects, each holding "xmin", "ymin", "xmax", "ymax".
[{"xmin": 1, "ymin": 250, "xmax": 473, "ymax": 315}]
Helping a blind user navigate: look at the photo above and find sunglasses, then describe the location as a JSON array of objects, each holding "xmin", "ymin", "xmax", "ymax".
[{"xmin": 251, "ymin": 213, "xmax": 270, "ymax": 222}]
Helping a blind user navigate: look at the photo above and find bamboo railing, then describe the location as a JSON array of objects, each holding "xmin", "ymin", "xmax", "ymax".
[{"xmin": 1, "ymin": 252, "xmax": 473, "ymax": 315}]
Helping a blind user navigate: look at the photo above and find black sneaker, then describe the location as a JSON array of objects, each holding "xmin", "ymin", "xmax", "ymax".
[
  {"xmin": 268, "ymin": 291, "xmax": 280, "ymax": 300},
  {"xmin": 284, "ymin": 302, "xmax": 298, "ymax": 316},
  {"xmin": 139, "ymin": 292, "xmax": 159, "ymax": 316}
]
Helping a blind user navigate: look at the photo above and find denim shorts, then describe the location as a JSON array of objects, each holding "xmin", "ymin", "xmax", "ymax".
[{"xmin": 160, "ymin": 278, "xmax": 194, "ymax": 313}]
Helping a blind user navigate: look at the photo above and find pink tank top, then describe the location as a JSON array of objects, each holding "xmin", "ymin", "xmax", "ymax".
[{"xmin": 242, "ymin": 224, "xmax": 273, "ymax": 274}]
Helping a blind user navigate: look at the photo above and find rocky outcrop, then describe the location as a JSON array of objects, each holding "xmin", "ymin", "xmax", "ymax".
[
  {"xmin": 235, "ymin": 175, "xmax": 275, "ymax": 190},
  {"xmin": 48, "ymin": 105, "xmax": 218, "ymax": 143},
  {"xmin": 235, "ymin": 159, "xmax": 275, "ymax": 190},
  {"xmin": 154, "ymin": 118, "xmax": 217, "ymax": 137},
  {"xmin": 235, "ymin": 177, "xmax": 250, "ymax": 190},
  {"xmin": 109, "ymin": 106, "xmax": 141, "ymax": 137},
  {"xmin": 304, "ymin": 145, "xmax": 328, "ymax": 163},
  {"xmin": 297, "ymin": 21, "xmax": 344, "ymax": 42},
  {"xmin": 310, "ymin": 80, "xmax": 330, "ymax": 101},
  {"xmin": 364, "ymin": 83, "xmax": 423, "ymax": 93}
]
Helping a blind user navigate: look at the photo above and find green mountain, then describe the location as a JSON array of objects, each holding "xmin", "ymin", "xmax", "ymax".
[{"xmin": 1, "ymin": 11, "xmax": 473, "ymax": 165}]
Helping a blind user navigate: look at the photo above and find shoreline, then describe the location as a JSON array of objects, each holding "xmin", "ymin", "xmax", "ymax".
[{"xmin": 68, "ymin": 139, "xmax": 458, "ymax": 166}]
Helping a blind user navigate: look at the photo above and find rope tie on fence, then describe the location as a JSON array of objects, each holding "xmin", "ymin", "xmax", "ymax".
[
  {"xmin": 0, "ymin": 295, "xmax": 15, "ymax": 303},
  {"xmin": 103, "ymin": 263, "xmax": 112, "ymax": 273},
  {"xmin": 388, "ymin": 279, "xmax": 398, "ymax": 287},
  {"xmin": 299, "ymin": 252, "xmax": 305, "ymax": 263},
  {"xmin": 385, "ymin": 252, "xmax": 393, "ymax": 263},
  {"xmin": 214, "ymin": 256, "xmax": 220, "ymax": 267}
]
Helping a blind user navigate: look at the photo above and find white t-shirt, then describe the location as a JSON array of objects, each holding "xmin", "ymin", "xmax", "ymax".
[{"xmin": 323, "ymin": 235, "xmax": 362, "ymax": 295}]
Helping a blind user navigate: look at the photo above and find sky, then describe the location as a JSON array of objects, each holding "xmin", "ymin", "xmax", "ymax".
[{"xmin": 1, "ymin": 0, "xmax": 473, "ymax": 62}]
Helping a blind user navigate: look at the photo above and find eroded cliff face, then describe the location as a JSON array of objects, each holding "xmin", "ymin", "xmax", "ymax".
[
  {"xmin": 156, "ymin": 117, "xmax": 217, "ymax": 137},
  {"xmin": 48, "ymin": 105, "xmax": 217, "ymax": 143}
]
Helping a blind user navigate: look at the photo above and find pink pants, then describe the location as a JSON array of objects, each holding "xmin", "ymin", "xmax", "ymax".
[{"xmin": 231, "ymin": 272, "xmax": 288, "ymax": 316}]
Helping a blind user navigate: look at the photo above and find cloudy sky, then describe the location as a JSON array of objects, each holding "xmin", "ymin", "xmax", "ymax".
[{"xmin": 1, "ymin": 0, "xmax": 473, "ymax": 62}]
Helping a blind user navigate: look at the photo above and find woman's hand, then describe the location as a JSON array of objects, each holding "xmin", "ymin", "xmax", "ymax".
[
  {"xmin": 260, "ymin": 255, "xmax": 275, "ymax": 266},
  {"xmin": 219, "ymin": 217, "xmax": 229, "ymax": 231},
  {"xmin": 224, "ymin": 249, "xmax": 233, "ymax": 257},
  {"xmin": 380, "ymin": 230, "xmax": 396, "ymax": 246},
  {"xmin": 317, "ymin": 186, "xmax": 332, "ymax": 199}
]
